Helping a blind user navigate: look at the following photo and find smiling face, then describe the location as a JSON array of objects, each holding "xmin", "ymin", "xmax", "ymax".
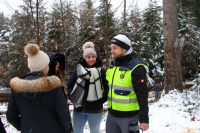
[
  {"xmin": 111, "ymin": 44, "xmax": 126, "ymax": 58},
  {"xmin": 85, "ymin": 54, "xmax": 97, "ymax": 67}
]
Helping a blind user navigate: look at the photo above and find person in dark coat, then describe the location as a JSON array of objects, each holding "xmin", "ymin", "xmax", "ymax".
[
  {"xmin": 48, "ymin": 52, "xmax": 67, "ymax": 91},
  {"xmin": 6, "ymin": 43, "xmax": 71, "ymax": 133},
  {"xmin": 67, "ymin": 42, "xmax": 109, "ymax": 133},
  {"xmin": 0, "ymin": 118, "xmax": 6, "ymax": 133},
  {"xmin": 48, "ymin": 52, "xmax": 73, "ymax": 132},
  {"xmin": 106, "ymin": 34, "xmax": 149, "ymax": 133}
]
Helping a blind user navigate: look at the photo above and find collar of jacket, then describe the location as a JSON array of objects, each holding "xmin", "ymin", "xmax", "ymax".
[
  {"xmin": 112, "ymin": 53, "xmax": 137, "ymax": 67},
  {"xmin": 23, "ymin": 71, "xmax": 45, "ymax": 79},
  {"xmin": 79, "ymin": 57, "xmax": 102, "ymax": 68},
  {"xmin": 10, "ymin": 72, "xmax": 61, "ymax": 93}
]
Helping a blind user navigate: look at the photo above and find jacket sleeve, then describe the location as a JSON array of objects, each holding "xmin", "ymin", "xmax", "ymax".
[
  {"xmin": 55, "ymin": 88, "xmax": 72, "ymax": 132},
  {"xmin": 6, "ymin": 93, "xmax": 21, "ymax": 131},
  {"xmin": 132, "ymin": 66, "xmax": 149, "ymax": 123},
  {"xmin": 100, "ymin": 68, "xmax": 109, "ymax": 103},
  {"xmin": 67, "ymin": 69, "xmax": 77, "ymax": 98}
]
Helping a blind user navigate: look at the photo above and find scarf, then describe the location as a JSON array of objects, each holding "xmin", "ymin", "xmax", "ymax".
[{"xmin": 71, "ymin": 64, "xmax": 103, "ymax": 107}]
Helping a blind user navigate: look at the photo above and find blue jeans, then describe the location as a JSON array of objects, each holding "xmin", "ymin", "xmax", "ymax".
[{"xmin": 73, "ymin": 111, "xmax": 102, "ymax": 133}]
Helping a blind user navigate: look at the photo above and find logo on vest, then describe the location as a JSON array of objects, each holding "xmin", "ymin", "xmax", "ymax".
[{"xmin": 120, "ymin": 73, "xmax": 124, "ymax": 79}]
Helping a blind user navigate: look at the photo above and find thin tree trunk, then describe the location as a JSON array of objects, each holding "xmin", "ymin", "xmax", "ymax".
[
  {"xmin": 104, "ymin": 0, "xmax": 109, "ymax": 68},
  {"xmin": 123, "ymin": 0, "xmax": 126, "ymax": 32},
  {"xmin": 36, "ymin": 0, "xmax": 39, "ymax": 44},
  {"xmin": 29, "ymin": 0, "xmax": 36, "ymax": 28},
  {"xmin": 60, "ymin": 0, "xmax": 65, "ymax": 48}
]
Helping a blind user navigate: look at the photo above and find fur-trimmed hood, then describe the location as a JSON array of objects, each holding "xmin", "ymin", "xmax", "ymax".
[{"xmin": 10, "ymin": 75, "xmax": 61, "ymax": 93}]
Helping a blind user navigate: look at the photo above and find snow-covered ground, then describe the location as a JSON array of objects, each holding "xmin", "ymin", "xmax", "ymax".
[
  {"xmin": 148, "ymin": 89, "xmax": 200, "ymax": 133},
  {"xmin": 1, "ymin": 88, "xmax": 200, "ymax": 133}
]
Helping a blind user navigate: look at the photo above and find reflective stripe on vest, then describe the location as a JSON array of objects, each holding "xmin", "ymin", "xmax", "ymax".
[
  {"xmin": 106, "ymin": 63, "xmax": 146, "ymax": 112},
  {"xmin": 108, "ymin": 84, "xmax": 133, "ymax": 91},
  {"xmin": 108, "ymin": 97, "xmax": 137, "ymax": 104}
]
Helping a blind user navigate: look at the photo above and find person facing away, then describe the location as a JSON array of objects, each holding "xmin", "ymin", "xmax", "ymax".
[
  {"xmin": 6, "ymin": 43, "xmax": 71, "ymax": 133},
  {"xmin": 67, "ymin": 42, "xmax": 109, "ymax": 133},
  {"xmin": 48, "ymin": 52, "xmax": 73, "ymax": 132},
  {"xmin": 48, "ymin": 52, "xmax": 67, "ymax": 89},
  {"xmin": 106, "ymin": 34, "xmax": 149, "ymax": 133}
]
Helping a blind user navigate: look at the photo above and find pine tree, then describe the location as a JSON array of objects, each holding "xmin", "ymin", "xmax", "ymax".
[
  {"xmin": 17, "ymin": 0, "xmax": 46, "ymax": 44},
  {"xmin": 45, "ymin": 1, "xmax": 79, "ymax": 74},
  {"xmin": 128, "ymin": 8, "xmax": 142, "ymax": 56},
  {"xmin": 178, "ymin": 8, "xmax": 200, "ymax": 79},
  {"xmin": 138, "ymin": 1, "xmax": 163, "ymax": 69},
  {"xmin": 78, "ymin": 0, "xmax": 96, "ymax": 43},
  {"xmin": 0, "ymin": 13, "xmax": 5, "ymax": 31},
  {"xmin": 96, "ymin": 0, "xmax": 116, "ymax": 59},
  {"xmin": 0, "ymin": 13, "xmax": 11, "ymax": 42},
  {"xmin": 0, "ymin": 0, "xmax": 47, "ymax": 80},
  {"xmin": 178, "ymin": 0, "xmax": 200, "ymax": 27},
  {"xmin": 10, "ymin": 11, "xmax": 35, "ymax": 44}
]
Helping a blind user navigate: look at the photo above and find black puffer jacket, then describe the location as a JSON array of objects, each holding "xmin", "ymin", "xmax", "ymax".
[
  {"xmin": 67, "ymin": 57, "xmax": 109, "ymax": 113},
  {"xmin": 109, "ymin": 53, "xmax": 149, "ymax": 123},
  {"xmin": 6, "ymin": 72, "xmax": 71, "ymax": 133}
]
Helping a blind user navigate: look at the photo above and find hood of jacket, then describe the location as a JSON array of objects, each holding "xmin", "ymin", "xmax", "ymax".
[{"xmin": 10, "ymin": 72, "xmax": 61, "ymax": 93}]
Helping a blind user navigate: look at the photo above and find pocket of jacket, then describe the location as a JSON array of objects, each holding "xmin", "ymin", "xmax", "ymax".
[{"xmin": 114, "ymin": 90, "xmax": 131, "ymax": 96}]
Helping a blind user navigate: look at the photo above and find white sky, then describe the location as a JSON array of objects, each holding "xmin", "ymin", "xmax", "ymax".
[{"xmin": 0, "ymin": 0, "xmax": 162, "ymax": 17}]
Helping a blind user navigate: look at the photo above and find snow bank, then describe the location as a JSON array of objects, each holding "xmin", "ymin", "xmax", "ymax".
[{"xmin": 148, "ymin": 89, "xmax": 200, "ymax": 133}]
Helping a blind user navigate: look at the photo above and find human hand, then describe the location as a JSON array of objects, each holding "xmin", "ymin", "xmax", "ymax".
[{"xmin": 139, "ymin": 123, "xmax": 149, "ymax": 131}]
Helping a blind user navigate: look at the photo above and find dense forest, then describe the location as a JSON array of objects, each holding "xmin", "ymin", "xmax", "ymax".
[{"xmin": 0, "ymin": 0, "xmax": 199, "ymax": 93}]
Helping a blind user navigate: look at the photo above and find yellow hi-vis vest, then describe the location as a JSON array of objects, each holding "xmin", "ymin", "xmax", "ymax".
[{"xmin": 106, "ymin": 62, "xmax": 146, "ymax": 112}]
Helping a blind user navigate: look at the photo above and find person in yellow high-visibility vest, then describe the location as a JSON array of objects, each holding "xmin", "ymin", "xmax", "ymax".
[{"xmin": 106, "ymin": 34, "xmax": 149, "ymax": 133}]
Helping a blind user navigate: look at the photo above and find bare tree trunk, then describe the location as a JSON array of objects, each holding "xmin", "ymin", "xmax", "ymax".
[
  {"xmin": 29, "ymin": 0, "xmax": 36, "ymax": 28},
  {"xmin": 36, "ymin": 0, "xmax": 39, "ymax": 44},
  {"xmin": 174, "ymin": 37, "xmax": 184, "ymax": 92},
  {"xmin": 23, "ymin": 0, "xmax": 36, "ymax": 28},
  {"xmin": 123, "ymin": 0, "xmax": 126, "ymax": 32},
  {"xmin": 60, "ymin": 0, "xmax": 65, "ymax": 48},
  {"xmin": 104, "ymin": 0, "xmax": 109, "ymax": 67},
  {"xmin": 163, "ymin": 0, "xmax": 183, "ymax": 93}
]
